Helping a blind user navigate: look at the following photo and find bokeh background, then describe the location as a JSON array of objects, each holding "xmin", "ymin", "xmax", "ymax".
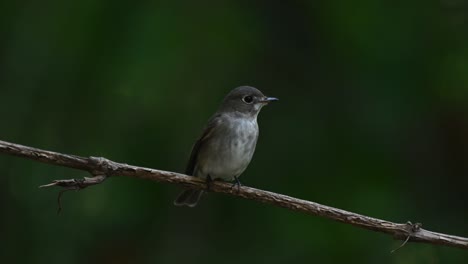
[{"xmin": 1, "ymin": 1, "xmax": 467, "ymax": 263}]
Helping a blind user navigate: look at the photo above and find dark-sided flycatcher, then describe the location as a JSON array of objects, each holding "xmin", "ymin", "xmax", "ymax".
[{"xmin": 174, "ymin": 86, "xmax": 277, "ymax": 207}]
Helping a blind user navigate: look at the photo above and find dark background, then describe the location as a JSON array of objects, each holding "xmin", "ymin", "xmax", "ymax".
[{"xmin": 1, "ymin": 1, "xmax": 467, "ymax": 263}]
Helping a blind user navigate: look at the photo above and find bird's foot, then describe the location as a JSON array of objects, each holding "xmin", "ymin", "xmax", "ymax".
[{"xmin": 230, "ymin": 176, "xmax": 242, "ymax": 193}]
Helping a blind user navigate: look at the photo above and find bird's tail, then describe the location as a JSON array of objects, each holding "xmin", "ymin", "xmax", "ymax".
[{"xmin": 173, "ymin": 189, "xmax": 204, "ymax": 207}]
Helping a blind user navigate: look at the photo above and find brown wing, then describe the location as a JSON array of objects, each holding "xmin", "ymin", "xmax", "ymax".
[{"xmin": 185, "ymin": 114, "xmax": 223, "ymax": 176}]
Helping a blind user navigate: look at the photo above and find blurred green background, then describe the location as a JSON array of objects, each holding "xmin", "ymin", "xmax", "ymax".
[{"xmin": 1, "ymin": 1, "xmax": 467, "ymax": 263}]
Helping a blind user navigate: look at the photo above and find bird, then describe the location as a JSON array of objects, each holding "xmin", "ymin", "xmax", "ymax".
[{"xmin": 174, "ymin": 86, "xmax": 278, "ymax": 207}]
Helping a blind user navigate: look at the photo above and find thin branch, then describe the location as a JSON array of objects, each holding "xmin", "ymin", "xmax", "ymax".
[
  {"xmin": 391, "ymin": 234, "xmax": 411, "ymax": 253},
  {"xmin": 1, "ymin": 139, "xmax": 467, "ymax": 250},
  {"xmin": 39, "ymin": 175, "xmax": 107, "ymax": 214}
]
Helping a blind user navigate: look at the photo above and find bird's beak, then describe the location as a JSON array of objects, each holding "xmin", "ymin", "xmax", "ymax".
[{"xmin": 259, "ymin": 97, "xmax": 279, "ymax": 104}]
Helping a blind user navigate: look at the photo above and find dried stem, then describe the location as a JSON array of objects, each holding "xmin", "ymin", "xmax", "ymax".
[{"xmin": 0, "ymin": 139, "xmax": 467, "ymax": 250}]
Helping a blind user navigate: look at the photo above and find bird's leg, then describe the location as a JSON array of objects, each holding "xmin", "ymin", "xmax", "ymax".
[
  {"xmin": 205, "ymin": 174, "xmax": 213, "ymax": 192},
  {"xmin": 231, "ymin": 176, "xmax": 242, "ymax": 193}
]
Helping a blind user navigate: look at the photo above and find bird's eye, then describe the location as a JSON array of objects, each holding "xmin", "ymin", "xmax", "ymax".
[{"xmin": 242, "ymin": 95, "xmax": 254, "ymax": 104}]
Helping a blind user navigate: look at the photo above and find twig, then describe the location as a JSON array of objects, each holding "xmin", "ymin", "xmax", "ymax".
[
  {"xmin": 390, "ymin": 222, "xmax": 422, "ymax": 253},
  {"xmin": 57, "ymin": 189, "xmax": 72, "ymax": 214},
  {"xmin": 1, "ymin": 139, "xmax": 467, "ymax": 250},
  {"xmin": 39, "ymin": 175, "xmax": 107, "ymax": 213}
]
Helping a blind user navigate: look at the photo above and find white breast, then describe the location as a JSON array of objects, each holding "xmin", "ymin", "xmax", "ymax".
[{"xmin": 196, "ymin": 115, "xmax": 259, "ymax": 181}]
